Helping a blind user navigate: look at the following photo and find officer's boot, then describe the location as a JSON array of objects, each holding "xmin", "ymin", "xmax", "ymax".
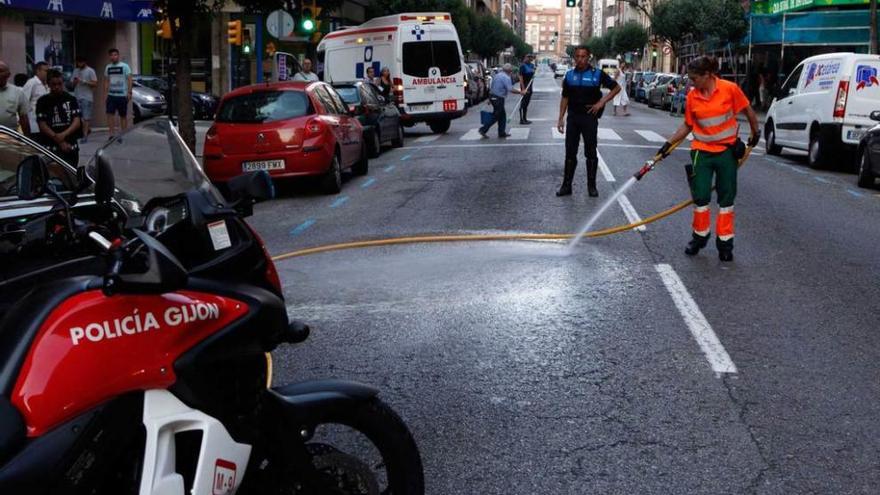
[
  {"xmin": 519, "ymin": 107, "xmax": 527, "ymax": 125},
  {"xmin": 586, "ymin": 158, "xmax": 599, "ymax": 197},
  {"xmin": 717, "ymin": 237, "xmax": 734, "ymax": 262},
  {"xmin": 556, "ymin": 159, "xmax": 576, "ymax": 196},
  {"xmin": 522, "ymin": 106, "xmax": 531, "ymax": 125},
  {"xmin": 684, "ymin": 233, "xmax": 710, "ymax": 256}
]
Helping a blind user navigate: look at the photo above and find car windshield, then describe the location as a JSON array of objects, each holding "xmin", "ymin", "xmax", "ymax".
[
  {"xmin": 87, "ymin": 118, "xmax": 224, "ymax": 217},
  {"xmin": 335, "ymin": 86, "xmax": 361, "ymax": 104},
  {"xmin": 136, "ymin": 77, "xmax": 168, "ymax": 93},
  {"xmin": 643, "ymin": 73, "xmax": 657, "ymax": 83},
  {"xmin": 656, "ymin": 75, "xmax": 674, "ymax": 85},
  {"xmin": 0, "ymin": 129, "xmax": 80, "ymax": 198},
  {"xmin": 217, "ymin": 90, "xmax": 311, "ymax": 123}
]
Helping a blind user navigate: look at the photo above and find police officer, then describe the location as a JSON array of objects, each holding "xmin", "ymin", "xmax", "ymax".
[
  {"xmin": 556, "ymin": 46, "xmax": 620, "ymax": 197},
  {"xmin": 519, "ymin": 54, "xmax": 536, "ymax": 125}
]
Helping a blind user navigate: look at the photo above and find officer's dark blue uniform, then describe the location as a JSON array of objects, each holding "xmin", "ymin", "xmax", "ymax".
[
  {"xmin": 519, "ymin": 60, "xmax": 536, "ymax": 124},
  {"xmin": 558, "ymin": 65, "xmax": 618, "ymax": 197}
]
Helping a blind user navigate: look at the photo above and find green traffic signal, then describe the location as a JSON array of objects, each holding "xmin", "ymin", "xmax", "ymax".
[
  {"xmin": 302, "ymin": 18, "xmax": 314, "ymax": 32},
  {"xmin": 566, "ymin": 0, "xmax": 576, "ymax": 6},
  {"xmin": 301, "ymin": 7, "xmax": 315, "ymax": 33}
]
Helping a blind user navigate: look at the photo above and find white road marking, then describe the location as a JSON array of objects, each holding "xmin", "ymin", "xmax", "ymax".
[
  {"xmin": 655, "ymin": 264, "xmax": 738, "ymax": 376},
  {"xmin": 597, "ymin": 128, "xmax": 623, "ymax": 141},
  {"xmin": 400, "ymin": 142, "xmax": 694, "ymax": 150},
  {"xmin": 634, "ymin": 130, "xmax": 667, "ymax": 142},
  {"xmin": 461, "ymin": 129, "xmax": 484, "ymax": 141},
  {"xmin": 596, "ymin": 152, "xmax": 615, "ymax": 182},
  {"xmin": 551, "ymin": 126, "xmax": 565, "ymax": 139},
  {"xmin": 617, "ymin": 194, "xmax": 646, "ymax": 232},
  {"xmin": 414, "ymin": 134, "xmax": 441, "ymax": 143},
  {"xmin": 507, "ymin": 128, "xmax": 530, "ymax": 140}
]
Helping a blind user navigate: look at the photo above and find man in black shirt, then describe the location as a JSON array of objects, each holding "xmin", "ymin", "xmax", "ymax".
[
  {"xmin": 37, "ymin": 69, "xmax": 81, "ymax": 166},
  {"xmin": 556, "ymin": 46, "xmax": 620, "ymax": 197}
]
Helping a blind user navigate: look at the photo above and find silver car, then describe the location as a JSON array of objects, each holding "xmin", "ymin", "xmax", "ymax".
[{"xmin": 131, "ymin": 84, "xmax": 167, "ymax": 122}]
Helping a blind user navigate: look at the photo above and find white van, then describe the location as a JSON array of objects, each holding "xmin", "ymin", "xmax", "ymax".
[
  {"xmin": 317, "ymin": 12, "xmax": 468, "ymax": 134},
  {"xmin": 599, "ymin": 58, "xmax": 619, "ymax": 76},
  {"xmin": 765, "ymin": 52, "xmax": 880, "ymax": 169}
]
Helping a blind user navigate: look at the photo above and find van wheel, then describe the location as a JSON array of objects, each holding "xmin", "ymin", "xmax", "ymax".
[
  {"xmin": 857, "ymin": 146, "xmax": 876, "ymax": 188},
  {"xmin": 765, "ymin": 122, "xmax": 782, "ymax": 155},
  {"xmin": 321, "ymin": 154, "xmax": 343, "ymax": 194},
  {"xmin": 352, "ymin": 142, "xmax": 369, "ymax": 176},
  {"xmin": 807, "ymin": 127, "xmax": 829, "ymax": 169},
  {"xmin": 429, "ymin": 120, "xmax": 451, "ymax": 134},
  {"xmin": 392, "ymin": 124, "xmax": 404, "ymax": 148},
  {"xmin": 369, "ymin": 129, "xmax": 381, "ymax": 158}
]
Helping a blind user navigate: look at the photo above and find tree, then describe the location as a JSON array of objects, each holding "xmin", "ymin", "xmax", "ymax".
[
  {"xmin": 584, "ymin": 34, "xmax": 612, "ymax": 59},
  {"xmin": 650, "ymin": 0, "xmax": 700, "ymax": 60},
  {"xmin": 611, "ymin": 20, "xmax": 649, "ymax": 54},
  {"xmin": 471, "ymin": 14, "xmax": 509, "ymax": 59},
  {"xmin": 870, "ymin": 0, "xmax": 878, "ymax": 54}
]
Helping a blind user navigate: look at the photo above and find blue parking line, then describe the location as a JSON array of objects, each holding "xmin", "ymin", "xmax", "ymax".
[
  {"xmin": 361, "ymin": 178, "xmax": 377, "ymax": 188},
  {"xmin": 813, "ymin": 176, "xmax": 831, "ymax": 184},
  {"xmin": 847, "ymin": 189, "xmax": 865, "ymax": 198},
  {"xmin": 329, "ymin": 196, "xmax": 349, "ymax": 208},
  {"xmin": 788, "ymin": 166, "xmax": 808, "ymax": 174},
  {"xmin": 384, "ymin": 165, "xmax": 396, "ymax": 172},
  {"xmin": 400, "ymin": 154, "xmax": 412, "ymax": 161},
  {"xmin": 289, "ymin": 219, "xmax": 315, "ymax": 236}
]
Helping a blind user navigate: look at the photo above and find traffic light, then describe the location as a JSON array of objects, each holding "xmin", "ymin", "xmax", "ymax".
[
  {"xmin": 300, "ymin": 1, "xmax": 315, "ymax": 33},
  {"xmin": 566, "ymin": 0, "xmax": 576, "ymax": 6},
  {"xmin": 156, "ymin": 19, "xmax": 172, "ymax": 40},
  {"xmin": 227, "ymin": 19, "xmax": 242, "ymax": 45}
]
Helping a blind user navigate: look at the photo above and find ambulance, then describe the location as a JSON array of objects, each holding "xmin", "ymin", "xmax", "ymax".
[{"xmin": 317, "ymin": 12, "xmax": 468, "ymax": 134}]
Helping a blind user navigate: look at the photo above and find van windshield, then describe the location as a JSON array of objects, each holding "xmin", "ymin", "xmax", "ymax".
[
  {"xmin": 402, "ymin": 41, "xmax": 461, "ymax": 77},
  {"xmin": 217, "ymin": 90, "xmax": 311, "ymax": 123}
]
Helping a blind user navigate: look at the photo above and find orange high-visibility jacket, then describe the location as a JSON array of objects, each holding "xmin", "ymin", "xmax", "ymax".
[{"xmin": 685, "ymin": 77, "xmax": 750, "ymax": 153}]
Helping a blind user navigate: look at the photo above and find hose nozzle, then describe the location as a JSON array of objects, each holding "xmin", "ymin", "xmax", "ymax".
[{"xmin": 633, "ymin": 160, "xmax": 656, "ymax": 181}]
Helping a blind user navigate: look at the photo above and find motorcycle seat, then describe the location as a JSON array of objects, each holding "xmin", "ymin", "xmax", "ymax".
[{"xmin": 0, "ymin": 397, "xmax": 24, "ymax": 464}]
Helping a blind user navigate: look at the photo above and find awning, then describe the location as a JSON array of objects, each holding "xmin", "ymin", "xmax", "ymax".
[
  {"xmin": 2, "ymin": 0, "xmax": 155, "ymax": 22},
  {"xmin": 750, "ymin": 10, "xmax": 879, "ymax": 45}
]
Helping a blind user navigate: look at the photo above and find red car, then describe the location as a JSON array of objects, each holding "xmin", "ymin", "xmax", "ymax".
[{"xmin": 203, "ymin": 81, "xmax": 368, "ymax": 194}]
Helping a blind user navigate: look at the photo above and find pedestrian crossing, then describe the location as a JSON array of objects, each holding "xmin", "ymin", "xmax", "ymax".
[{"xmin": 408, "ymin": 127, "xmax": 699, "ymax": 144}]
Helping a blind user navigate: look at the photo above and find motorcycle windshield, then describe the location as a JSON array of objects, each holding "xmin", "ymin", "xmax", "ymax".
[{"xmin": 88, "ymin": 118, "xmax": 224, "ymax": 216}]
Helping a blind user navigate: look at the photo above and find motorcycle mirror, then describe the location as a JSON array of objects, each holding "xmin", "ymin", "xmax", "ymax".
[
  {"xmin": 870, "ymin": 110, "xmax": 880, "ymax": 122},
  {"xmin": 228, "ymin": 170, "xmax": 275, "ymax": 204},
  {"xmin": 15, "ymin": 155, "xmax": 48, "ymax": 201},
  {"xmin": 94, "ymin": 150, "xmax": 115, "ymax": 205}
]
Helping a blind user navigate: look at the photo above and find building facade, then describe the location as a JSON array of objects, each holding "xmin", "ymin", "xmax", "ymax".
[{"xmin": 526, "ymin": 3, "xmax": 565, "ymax": 60}]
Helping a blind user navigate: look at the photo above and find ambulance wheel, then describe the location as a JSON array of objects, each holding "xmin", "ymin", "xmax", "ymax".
[
  {"xmin": 429, "ymin": 120, "xmax": 450, "ymax": 134},
  {"xmin": 808, "ymin": 127, "xmax": 829, "ymax": 169},
  {"xmin": 392, "ymin": 124, "xmax": 404, "ymax": 148},
  {"xmin": 765, "ymin": 122, "xmax": 782, "ymax": 155},
  {"xmin": 352, "ymin": 142, "xmax": 369, "ymax": 176}
]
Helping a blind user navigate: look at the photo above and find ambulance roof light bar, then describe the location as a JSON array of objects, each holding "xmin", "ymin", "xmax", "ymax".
[{"xmin": 400, "ymin": 14, "xmax": 450, "ymax": 22}]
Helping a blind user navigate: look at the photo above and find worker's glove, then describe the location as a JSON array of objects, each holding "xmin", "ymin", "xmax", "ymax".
[
  {"xmin": 657, "ymin": 141, "xmax": 673, "ymax": 159},
  {"xmin": 747, "ymin": 133, "xmax": 760, "ymax": 148}
]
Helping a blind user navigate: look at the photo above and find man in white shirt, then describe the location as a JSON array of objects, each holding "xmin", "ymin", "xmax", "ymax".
[
  {"xmin": 293, "ymin": 59, "xmax": 320, "ymax": 82},
  {"xmin": 0, "ymin": 60, "xmax": 30, "ymax": 133},
  {"xmin": 22, "ymin": 62, "xmax": 49, "ymax": 139}
]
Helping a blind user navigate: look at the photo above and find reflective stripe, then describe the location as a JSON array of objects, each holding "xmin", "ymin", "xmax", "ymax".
[
  {"xmin": 693, "ymin": 207, "xmax": 711, "ymax": 236},
  {"xmin": 717, "ymin": 209, "xmax": 735, "ymax": 240},
  {"xmin": 693, "ymin": 125, "xmax": 738, "ymax": 143},
  {"xmin": 696, "ymin": 111, "xmax": 734, "ymax": 128}
]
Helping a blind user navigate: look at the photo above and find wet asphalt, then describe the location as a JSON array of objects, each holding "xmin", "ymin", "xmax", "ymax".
[{"xmin": 246, "ymin": 70, "xmax": 880, "ymax": 494}]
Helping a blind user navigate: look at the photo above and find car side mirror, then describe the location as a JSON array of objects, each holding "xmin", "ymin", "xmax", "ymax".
[
  {"xmin": 94, "ymin": 150, "xmax": 115, "ymax": 205},
  {"xmin": 870, "ymin": 110, "xmax": 880, "ymax": 122},
  {"xmin": 16, "ymin": 155, "xmax": 48, "ymax": 201}
]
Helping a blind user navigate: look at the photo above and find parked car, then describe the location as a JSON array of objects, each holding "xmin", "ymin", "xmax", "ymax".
[
  {"xmin": 333, "ymin": 81, "xmax": 404, "ymax": 157},
  {"xmin": 765, "ymin": 52, "xmax": 880, "ymax": 169},
  {"xmin": 668, "ymin": 75, "xmax": 690, "ymax": 115},
  {"xmin": 554, "ymin": 64, "xmax": 569, "ymax": 78},
  {"xmin": 646, "ymin": 74, "xmax": 675, "ymax": 108},
  {"xmin": 466, "ymin": 61, "xmax": 489, "ymax": 101},
  {"xmin": 856, "ymin": 110, "xmax": 880, "ymax": 188},
  {"xmin": 203, "ymin": 81, "xmax": 368, "ymax": 195},
  {"xmin": 463, "ymin": 65, "xmax": 481, "ymax": 107},
  {"xmin": 635, "ymin": 72, "xmax": 657, "ymax": 102},
  {"xmin": 628, "ymin": 71, "xmax": 643, "ymax": 96},
  {"xmin": 131, "ymin": 84, "xmax": 167, "ymax": 123},
  {"xmin": 133, "ymin": 75, "xmax": 219, "ymax": 120}
]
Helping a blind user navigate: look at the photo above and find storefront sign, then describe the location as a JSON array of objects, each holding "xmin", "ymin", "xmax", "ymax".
[
  {"xmin": 764, "ymin": 0, "xmax": 879, "ymax": 14},
  {"xmin": 3, "ymin": 0, "xmax": 156, "ymax": 22}
]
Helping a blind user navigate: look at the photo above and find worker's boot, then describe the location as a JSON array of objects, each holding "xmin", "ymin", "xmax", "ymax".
[
  {"xmin": 520, "ymin": 107, "xmax": 531, "ymax": 125},
  {"xmin": 556, "ymin": 159, "xmax": 576, "ymax": 196},
  {"xmin": 684, "ymin": 233, "xmax": 710, "ymax": 256},
  {"xmin": 717, "ymin": 238, "xmax": 734, "ymax": 262},
  {"xmin": 586, "ymin": 158, "xmax": 599, "ymax": 197}
]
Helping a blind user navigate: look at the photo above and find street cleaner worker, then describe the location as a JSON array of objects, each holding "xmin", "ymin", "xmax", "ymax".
[
  {"xmin": 556, "ymin": 45, "xmax": 620, "ymax": 198},
  {"xmin": 656, "ymin": 56, "xmax": 760, "ymax": 262}
]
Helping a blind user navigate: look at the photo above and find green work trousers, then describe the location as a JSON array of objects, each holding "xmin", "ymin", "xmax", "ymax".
[{"xmin": 690, "ymin": 148, "xmax": 737, "ymax": 208}]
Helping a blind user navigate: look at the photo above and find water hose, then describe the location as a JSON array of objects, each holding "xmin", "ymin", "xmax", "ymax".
[{"xmin": 271, "ymin": 144, "xmax": 755, "ymax": 262}]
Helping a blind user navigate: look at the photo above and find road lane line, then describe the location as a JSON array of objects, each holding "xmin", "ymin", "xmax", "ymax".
[
  {"xmin": 597, "ymin": 128, "xmax": 623, "ymax": 140},
  {"xmin": 400, "ymin": 154, "xmax": 412, "ymax": 161},
  {"xmin": 617, "ymin": 195, "xmax": 647, "ymax": 232},
  {"xmin": 329, "ymin": 196, "xmax": 349, "ymax": 208},
  {"xmin": 290, "ymin": 219, "xmax": 316, "ymax": 236},
  {"xmin": 508, "ymin": 128, "xmax": 529, "ymax": 140},
  {"xmin": 634, "ymin": 130, "xmax": 667, "ymax": 142},
  {"xmin": 414, "ymin": 134, "xmax": 441, "ymax": 143},
  {"xmin": 384, "ymin": 165, "xmax": 396, "ymax": 172},
  {"xmin": 813, "ymin": 176, "xmax": 831, "ymax": 184},
  {"xmin": 597, "ymin": 152, "xmax": 616, "ymax": 182},
  {"xmin": 655, "ymin": 264, "xmax": 737, "ymax": 376},
  {"xmin": 551, "ymin": 127, "xmax": 564, "ymax": 139},
  {"xmin": 461, "ymin": 129, "xmax": 484, "ymax": 141},
  {"xmin": 847, "ymin": 189, "xmax": 865, "ymax": 198},
  {"xmin": 361, "ymin": 178, "xmax": 377, "ymax": 188}
]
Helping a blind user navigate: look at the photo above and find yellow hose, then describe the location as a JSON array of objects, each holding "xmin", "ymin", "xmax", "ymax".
[{"xmin": 271, "ymin": 146, "xmax": 753, "ymax": 262}]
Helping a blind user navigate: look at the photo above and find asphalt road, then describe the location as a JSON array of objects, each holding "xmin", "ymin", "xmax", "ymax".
[{"xmin": 247, "ymin": 69, "xmax": 880, "ymax": 494}]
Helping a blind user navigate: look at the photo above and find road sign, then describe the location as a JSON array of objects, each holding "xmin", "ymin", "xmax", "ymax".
[
  {"xmin": 663, "ymin": 45, "xmax": 671, "ymax": 55},
  {"xmin": 266, "ymin": 10, "xmax": 295, "ymax": 39}
]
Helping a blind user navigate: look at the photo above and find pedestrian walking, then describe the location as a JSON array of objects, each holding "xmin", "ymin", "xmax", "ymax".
[
  {"xmin": 612, "ymin": 66, "xmax": 630, "ymax": 116},
  {"xmin": 656, "ymin": 56, "xmax": 760, "ymax": 262},
  {"xmin": 378, "ymin": 67, "xmax": 392, "ymax": 100},
  {"xmin": 72, "ymin": 55, "xmax": 96, "ymax": 143},
  {"xmin": 518, "ymin": 54, "xmax": 535, "ymax": 125},
  {"xmin": 0, "ymin": 61, "xmax": 30, "ymax": 134},
  {"xmin": 103, "ymin": 48, "xmax": 132, "ymax": 139},
  {"xmin": 293, "ymin": 58, "xmax": 320, "ymax": 82},
  {"xmin": 479, "ymin": 63, "xmax": 521, "ymax": 139},
  {"xmin": 37, "ymin": 69, "xmax": 82, "ymax": 166},
  {"xmin": 22, "ymin": 62, "xmax": 49, "ymax": 140},
  {"xmin": 556, "ymin": 46, "xmax": 620, "ymax": 197}
]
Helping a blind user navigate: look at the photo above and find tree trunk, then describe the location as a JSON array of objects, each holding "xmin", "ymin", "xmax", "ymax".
[
  {"xmin": 172, "ymin": 10, "xmax": 196, "ymax": 153},
  {"xmin": 871, "ymin": 0, "xmax": 878, "ymax": 55}
]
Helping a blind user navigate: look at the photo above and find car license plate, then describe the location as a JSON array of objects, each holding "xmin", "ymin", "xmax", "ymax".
[
  {"xmin": 847, "ymin": 129, "xmax": 865, "ymax": 141},
  {"xmin": 242, "ymin": 159, "xmax": 285, "ymax": 172},
  {"xmin": 409, "ymin": 104, "xmax": 431, "ymax": 112}
]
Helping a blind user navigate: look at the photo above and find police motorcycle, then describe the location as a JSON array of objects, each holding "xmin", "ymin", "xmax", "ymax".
[{"xmin": 0, "ymin": 120, "xmax": 424, "ymax": 494}]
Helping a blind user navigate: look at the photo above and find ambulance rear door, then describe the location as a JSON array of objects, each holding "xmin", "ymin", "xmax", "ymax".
[
  {"xmin": 399, "ymin": 22, "xmax": 466, "ymax": 115},
  {"xmin": 843, "ymin": 55, "xmax": 880, "ymax": 145}
]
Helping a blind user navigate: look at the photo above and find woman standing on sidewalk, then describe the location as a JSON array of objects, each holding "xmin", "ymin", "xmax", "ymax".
[{"xmin": 612, "ymin": 67, "xmax": 630, "ymax": 116}]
